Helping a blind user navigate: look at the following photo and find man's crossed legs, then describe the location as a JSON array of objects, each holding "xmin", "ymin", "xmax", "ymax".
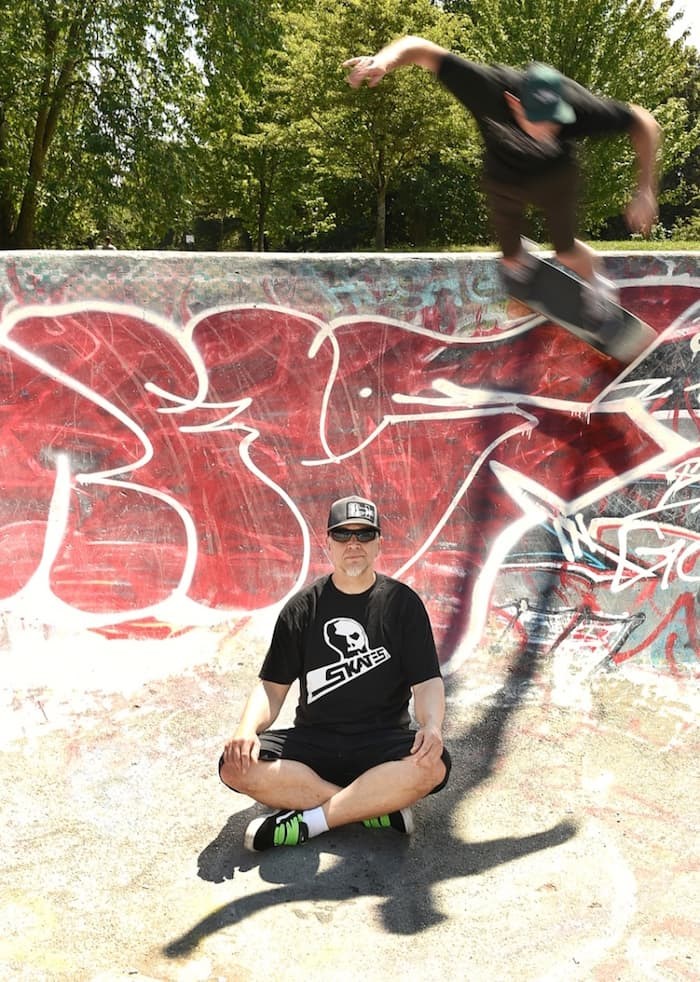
[{"xmin": 219, "ymin": 727, "xmax": 451, "ymax": 852}]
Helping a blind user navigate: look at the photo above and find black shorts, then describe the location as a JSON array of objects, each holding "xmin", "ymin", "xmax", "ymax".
[
  {"xmin": 483, "ymin": 163, "xmax": 580, "ymax": 258},
  {"xmin": 219, "ymin": 726, "xmax": 451, "ymax": 794}
]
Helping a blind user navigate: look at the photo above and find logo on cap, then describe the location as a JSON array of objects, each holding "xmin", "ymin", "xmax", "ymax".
[{"xmin": 347, "ymin": 501, "xmax": 376, "ymax": 522}]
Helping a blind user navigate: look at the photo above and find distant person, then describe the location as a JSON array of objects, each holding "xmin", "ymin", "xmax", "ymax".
[
  {"xmin": 101, "ymin": 236, "xmax": 117, "ymax": 250},
  {"xmin": 219, "ymin": 495, "xmax": 450, "ymax": 852},
  {"xmin": 344, "ymin": 37, "xmax": 661, "ymax": 334}
]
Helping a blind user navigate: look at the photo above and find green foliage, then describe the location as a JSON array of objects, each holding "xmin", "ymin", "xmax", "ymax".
[
  {"xmin": 276, "ymin": 0, "xmax": 481, "ymax": 248},
  {"xmin": 0, "ymin": 0, "xmax": 201, "ymax": 248},
  {"xmin": 0, "ymin": 0, "xmax": 698, "ymax": 249},
  {"xmin": 189, "ymin": 1, "xmax": 329, "ymax": 250}
]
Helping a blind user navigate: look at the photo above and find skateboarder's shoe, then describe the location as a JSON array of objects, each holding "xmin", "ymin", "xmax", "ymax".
[
  {"xmin": 362, "ymin": 807, "xmax": 414, "ymax": 834},
  {"xmin": 499, "ymin": 253, "xmax": 539, "ymax": 302},
  {"xmin": 244, "ymin": 808, "xmax": 309, "ymax": 851}
]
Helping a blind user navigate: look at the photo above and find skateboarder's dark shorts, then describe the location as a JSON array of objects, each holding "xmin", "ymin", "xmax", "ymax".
[
  {"xmin": 483, "ymin": 163, "xmax": 580, "ymax": 259},
  {"xmin": 219, "ymin": 726, "xmax": 451, "ymax": 793}
]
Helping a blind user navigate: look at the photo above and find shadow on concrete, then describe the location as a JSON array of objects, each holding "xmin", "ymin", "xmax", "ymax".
[{"xmin": 163, "ymin": 629, "xmax": 577, "ymax": 958}]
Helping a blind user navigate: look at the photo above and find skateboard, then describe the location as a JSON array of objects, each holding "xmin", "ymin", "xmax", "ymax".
[{"xmin": 505, "ymin": 247, "xmax": 656, "ymax": 363}]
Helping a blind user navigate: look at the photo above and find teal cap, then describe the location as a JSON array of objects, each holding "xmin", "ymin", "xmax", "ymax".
[{"xmin": 522, "ymin": 63, "xmax": 576, "ymax": 124}]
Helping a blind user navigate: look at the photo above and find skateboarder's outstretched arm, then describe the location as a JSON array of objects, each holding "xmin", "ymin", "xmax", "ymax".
[{"xmin": 343, "ymin": 35, "xmax": 446, "ymax": 88}]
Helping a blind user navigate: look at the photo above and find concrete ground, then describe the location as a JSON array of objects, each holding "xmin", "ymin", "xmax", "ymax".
[{"xmin": 2, "ymin": 622, "xmax": 698, "ymax": 982}]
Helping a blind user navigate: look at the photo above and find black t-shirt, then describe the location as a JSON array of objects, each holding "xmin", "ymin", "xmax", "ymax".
[
  {"xmin": 260, "ymin": 573, "xmax": 441, "ymax": 733},
  {"xmin": 438, "ymin": 54, "xmax": 634, "ymax": 183}
]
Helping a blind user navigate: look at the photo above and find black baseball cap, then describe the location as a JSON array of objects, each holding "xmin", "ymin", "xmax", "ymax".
[
  {"xmin": 327, "ymin": 495, "xmax": 380, "ymax": 531},
  {"xmin": 521, "ymin": 63, "xmax": 575, "ymax": 124}
]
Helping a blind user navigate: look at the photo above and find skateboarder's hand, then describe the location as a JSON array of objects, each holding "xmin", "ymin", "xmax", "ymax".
[
  {"xmin": 343, "ymin": 55, "xmax": 388, "ymax": 89},
  {"xmin": 625, "ymin": 187, "xmax": 658, "ymax": 237}
]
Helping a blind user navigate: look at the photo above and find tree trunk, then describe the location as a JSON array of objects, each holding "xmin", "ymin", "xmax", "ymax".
[
  {"xmin": 255, "ymin": 148, "xmax": 277, "ymax": 251},
  {"xmin": 6, "ymin": 10, "xmax": 87, "ymax": 247},
  {"xmin": 256, "ymin": 183, "xmax": 267, "ymax": 251},
  {"xmin": 375, "ymin": 182, "xmax": 387, "ymax": 251},
  {"xmin": 0, "ymin": 106, "xmax": 16, "ymax": 247}
]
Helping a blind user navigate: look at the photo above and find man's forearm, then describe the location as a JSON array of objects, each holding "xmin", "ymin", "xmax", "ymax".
[
  {"xmin": 412, "ymin": 676, "xmax": 445, "ymax": 730},
  {"xmin": 629, "ymin": 105, "xmax": 661, "ymax": 193},
  {"xmin": 344, "ymin": 35, "xmax": 447, "ymax": 89},
  {"xmin": 236, "ymin": 680, "xmax": 287, "ymax": 736},
  {"xmin": 373, "ymin": 35, "xmax": 447, "ymax": 75}
]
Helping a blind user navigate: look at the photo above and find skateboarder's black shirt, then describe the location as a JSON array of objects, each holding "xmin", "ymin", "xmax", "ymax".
[{"xmin": 438, "ymin": 54, "xmax": 634, "ymax": 185}]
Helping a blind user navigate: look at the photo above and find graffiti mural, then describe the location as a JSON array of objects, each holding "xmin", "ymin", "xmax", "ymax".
[{"xmin": 0, "ymin": 250, "xmax": 698, "ymax": 693}]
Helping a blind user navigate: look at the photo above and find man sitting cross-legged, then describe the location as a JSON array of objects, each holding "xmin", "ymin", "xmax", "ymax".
[{"xmin": 219, "ymin": 494, "xmax": 451, "ymax": 852}]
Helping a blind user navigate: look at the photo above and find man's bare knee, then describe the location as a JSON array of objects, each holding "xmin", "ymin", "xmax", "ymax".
[
  {"xmin": 219, "ymin": 759, "xmax": 258, "ymax": 794},
  {"xmin": 404, "ymin": 754, "xmax": 446, "ymax": 796}
]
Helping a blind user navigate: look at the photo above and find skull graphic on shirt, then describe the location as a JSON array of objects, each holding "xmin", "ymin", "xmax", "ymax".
[{"xmin": 324, "ymin": 618, "xmax": 370, "ymax": 659}]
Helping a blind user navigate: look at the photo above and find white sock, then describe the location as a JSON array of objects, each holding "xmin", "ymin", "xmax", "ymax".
[{"xmin": 301, "ymin": 806, "xmax": 329, "ymax": 839}]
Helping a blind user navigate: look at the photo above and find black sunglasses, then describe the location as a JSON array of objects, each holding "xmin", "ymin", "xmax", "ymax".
[{"xmin": 329, "ymin": 527, "xmax": 379, "ymax": 543}]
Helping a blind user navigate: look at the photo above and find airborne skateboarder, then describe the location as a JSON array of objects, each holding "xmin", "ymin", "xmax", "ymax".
[{"xmin": 344, "ymin": 37, "xmax": 661, "ymax": 341}]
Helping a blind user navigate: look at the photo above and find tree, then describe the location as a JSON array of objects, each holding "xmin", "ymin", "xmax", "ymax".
[
  {"xmin": 662, "ymin": 48, "xmax": 700, "ymax": 238},
  {"xmin": 188, "ymin": 1, "xmax": 331, "ymax": 252},
  {"xmin": 2, "ymin": 0, "xmax": 697, "ymax": 251},
  {"xmin": 0, "ymin": 0, "xmax": 200, "ymax": 249},
  {"xmin": 191, "ymin": 0, "xmax": 329, "ymax": 251},
  {"xmin": 280, "ymin": 0, "xmax": 481, "ymax": 250}
]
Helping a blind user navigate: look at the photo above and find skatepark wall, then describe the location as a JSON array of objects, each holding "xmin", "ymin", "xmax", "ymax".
[{"xmin": 1, "ymin": 250, "xmax": 698, "ymax": 712}]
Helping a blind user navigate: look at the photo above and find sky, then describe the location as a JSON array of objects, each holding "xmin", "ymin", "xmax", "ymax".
[{"xmin": 669, "ymin": 1, "xmax": 700, "ymax": 48}]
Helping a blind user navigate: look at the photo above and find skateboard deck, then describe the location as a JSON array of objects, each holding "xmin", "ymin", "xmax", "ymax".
[{"xmin": 513, "ymin": 250, "xmax": 655, "ymax": 363}]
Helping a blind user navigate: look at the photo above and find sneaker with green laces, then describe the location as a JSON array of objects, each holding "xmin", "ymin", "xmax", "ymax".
[
  {"xmin": 244, "ymin": 809, "xmax": 309, "ymax": 852},
  {"xmin": 362, "ymin": 807, "xmax": 414, "ymax": 835}
]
